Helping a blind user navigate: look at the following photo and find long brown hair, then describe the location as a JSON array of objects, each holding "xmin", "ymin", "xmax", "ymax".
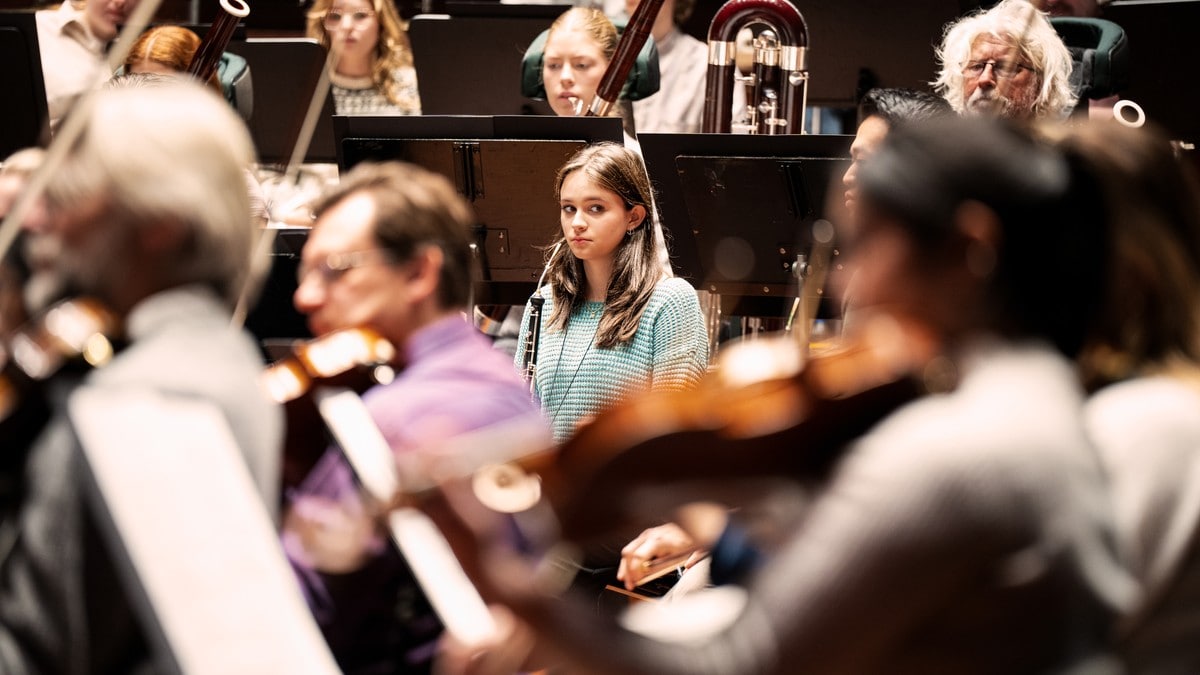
[{"xmin": 545, "ymin": 142, "xmax": 660, "ymax": 348}]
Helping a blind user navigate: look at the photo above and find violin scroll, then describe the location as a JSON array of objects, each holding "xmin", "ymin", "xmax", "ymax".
[
  {"xmin": 261, "ymin": 326, "xmax": 397, "ymax": 493},
  {"xmin": 260, "ymin": 327, "xmax": 395, "ymax": 404},
  {"xmin": 1, "ymin": 298, "xmax": 119, "ymax": 421}
]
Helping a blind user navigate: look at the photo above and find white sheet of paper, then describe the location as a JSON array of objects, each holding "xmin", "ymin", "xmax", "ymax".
[{"xmin": 69, "ymin": 386, "xmax": 340, "ymax": 675}]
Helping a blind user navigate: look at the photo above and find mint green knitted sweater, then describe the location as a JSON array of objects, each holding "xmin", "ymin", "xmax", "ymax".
[{"xmin": 515, "ymin": 277, "xmax": 709, "ymax": 441}]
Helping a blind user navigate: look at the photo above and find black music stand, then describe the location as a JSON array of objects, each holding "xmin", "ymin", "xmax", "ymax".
[
  {"xmin": 334, "ymin": 114, "xmax": 624, "ymax": 305},
  {"xmin": 244, "ymin": 229, "xmax": 312, "ymax": 356},
  {"xmin": 407, "ymin": 3, "xmax": 572, "ymax": 116},
  {"xmin": 639, "ymin": 132, "xmax": 851, "ymax": 317},
  {"xmin": 0, "ymin": 11, "xmax": 49, "ymax": 158},
  {"xmin": 225, "ymin": 38, "xmax": 338, "ymax": 165}
]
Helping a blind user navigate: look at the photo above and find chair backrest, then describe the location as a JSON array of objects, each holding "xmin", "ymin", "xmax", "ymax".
[
  {"xmin": 1050, "ymin": 17, "xmax": 1130, "ymax": 103},
  {"xmin": 218, "ymin": 52, "xmax": 252, "ymax": 121},
  {"xmin": 520, "ymin": 19, "xmax": 660, "ymax": 102}
]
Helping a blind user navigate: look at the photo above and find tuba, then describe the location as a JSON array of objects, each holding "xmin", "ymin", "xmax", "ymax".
[{"xmin": 702, "ymin": 0, "xmax": 809, "ymax": 134}]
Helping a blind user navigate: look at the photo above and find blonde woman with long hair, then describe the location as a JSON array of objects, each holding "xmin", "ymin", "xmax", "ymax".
[{"xmin": 307, "ymin": 0, "xmax": 421, "ymax": 115}]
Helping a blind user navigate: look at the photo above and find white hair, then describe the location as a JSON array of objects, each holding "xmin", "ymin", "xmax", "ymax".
[
  {"xmin": 933, "ymin": 0, "xmax": 1076, "ymax": 120},
  {"xmin": 45, "ymin": 80, "xmax": 260, "ymax": 306}
]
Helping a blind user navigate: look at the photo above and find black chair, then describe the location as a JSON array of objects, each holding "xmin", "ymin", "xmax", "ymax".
[{"xmin": 1050, "ymin": 17, "xmax": 1130, "ymax": 111}]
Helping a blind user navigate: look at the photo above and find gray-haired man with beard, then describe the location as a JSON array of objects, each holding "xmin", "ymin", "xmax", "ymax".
[{"xmin": 933, "ymin": 0, "xmax": 1076, "ymax": 121}]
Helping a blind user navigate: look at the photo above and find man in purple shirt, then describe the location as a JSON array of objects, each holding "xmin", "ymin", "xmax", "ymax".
[{"xmin": 282, "ymin": 160, "xmax": 545, "ymax": 674}]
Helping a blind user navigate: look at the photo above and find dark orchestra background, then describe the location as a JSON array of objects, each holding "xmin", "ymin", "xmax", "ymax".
[{"xmin": 2, "ymin": 0, "xmax": 1194, "ymax": 149}]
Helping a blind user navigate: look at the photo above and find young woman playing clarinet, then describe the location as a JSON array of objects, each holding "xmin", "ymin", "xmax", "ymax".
[{"xmin": 514, "ymin": 142, "xmax": 707, "ymax": 442}]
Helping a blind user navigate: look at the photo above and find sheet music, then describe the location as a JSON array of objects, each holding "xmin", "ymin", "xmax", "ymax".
[{"xmin": 69, "ymin": 386, "xmax": 340, "ymax": 674}]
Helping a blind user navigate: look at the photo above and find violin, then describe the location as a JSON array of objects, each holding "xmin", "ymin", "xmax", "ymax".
[
  {"xmin": 1, "ymin": 298, "xmax": 120, "ymax": 416},
  {"xmin": 484, "ymin": 312, "xmax": 950, "ymax": 543},
  {"xmin": 260, "ymin": 327, "xmax": 396, "ymax": 492},
  {"xmin": 1, "ymin": 298, "xmax": 121, "ymax": 503}
]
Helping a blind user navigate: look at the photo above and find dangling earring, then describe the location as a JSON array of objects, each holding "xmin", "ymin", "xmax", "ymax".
[{"xmin": 626, "ymin": 228, "xmax": 635, "ymax": 237}]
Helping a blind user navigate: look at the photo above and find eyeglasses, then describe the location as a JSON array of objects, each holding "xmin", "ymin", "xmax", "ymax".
[
  {"xmin": 297, "ymin": 249, "xmax": 396, "ymax": 286},
  {"xmin": 962, "ymin": 60, "xmax": 1037, "ymax": 80},
  {"xmin": 322, "ymin": 9, "xmax": 375, "ymax": 29}
]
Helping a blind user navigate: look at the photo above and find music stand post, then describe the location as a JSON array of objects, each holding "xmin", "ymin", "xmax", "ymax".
[
  {"xmin": 334, "ymin": 115, "xmax": 625, "ymax": 306},
  {"xmin": 638, "ymin": 132, "xmax": 852, "ymax": 343}
]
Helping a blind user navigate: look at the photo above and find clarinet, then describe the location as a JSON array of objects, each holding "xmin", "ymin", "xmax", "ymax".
[
  {"xmin": 521, "ymin": 290, "xmax": 545, "ymax": 393},
  {"xmin": 521, "ymin": 243, "xmax": 561, "ymax": 393}
]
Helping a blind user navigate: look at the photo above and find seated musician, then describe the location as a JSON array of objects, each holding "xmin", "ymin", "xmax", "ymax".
[
  {"xmin": 433, "ymin": 117, "xmax": 1134, "ymax": 674},
  {"xmin": 282, "ymin": 160, "xmax": 545, "ymax": 674},
  {"xmin": 541, "ymin": 7, "xmax": 636, "ymax": 139},
  {"xmin": 0, "ymin": 80, "xmax": 281, "ymax": 672},
  {"xmin": 1050, "ymin": 121, "xmax": 1200, "ymax": 673},
  {"xmin": 934, "ymin": 0, "xmax": 1075, "ymax": 121},
  {"xmin": 841, "ymin": 88, "xmax": 952, "ymax": 219},
  {"xmin": 36, "ymin": 0, "xmax": 143, "ymax": 132},
  {"xmin": 306, "ymin": 0, "xmax": 421, "ymax": 116},
  {"xmin": 513, "ymin": 142, "xmax": 707, "ymax": 443}
]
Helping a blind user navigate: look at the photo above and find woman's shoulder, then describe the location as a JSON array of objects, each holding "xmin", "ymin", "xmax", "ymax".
[
  {"xmin": 650, "ymin": 277, "xmax": 699, "ymax": 304},
  {"xmin": 641, "ymin": 277, "xmax": 703, "ymax": 328},
  {"xmin": 389, "ymin": 65, "xmax": 418, "ymax": 81}
]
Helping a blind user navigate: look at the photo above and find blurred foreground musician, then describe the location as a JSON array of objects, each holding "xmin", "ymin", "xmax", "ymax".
[
  {"xmin": 617, "ymin": 87, "xmax": 956, "ymax": 591},
  {"xmin": 432, "ymin": 117, "xmax": 1135, "ymax": 675},
  {"xmin": 1052, "ymin": 121, "xmax": 1200, "ymax": 673},
  {"xmin": 0, "ymin": 80, "xmax": 282, "ymax": 673},
  {"xmin": 283, "ymin": 161, "xmax": 545, "ymax": 674}
]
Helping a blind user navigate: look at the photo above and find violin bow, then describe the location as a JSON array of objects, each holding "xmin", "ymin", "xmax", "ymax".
[
  {"xmin": 229, "ymin": 37, "xmax": 340, "ymax": 328},
  {"xmin": 312, "ymin": 386, "xmax": 501, "ymax": 649}
]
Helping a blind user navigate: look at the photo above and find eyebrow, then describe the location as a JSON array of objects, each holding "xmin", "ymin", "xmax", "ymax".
[{"xmin": 544, "ymin": 52, "xmax": 597, "ymax": 61}]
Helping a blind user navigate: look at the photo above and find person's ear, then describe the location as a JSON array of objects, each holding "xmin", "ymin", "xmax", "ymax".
[
  {"xmin": 627, "ymin": 204, "xmax": 647, "ymax": 231},
  {"xmin": 403, "ymin": 245, "xmax": 445, "ymax": 303},
  {"xmin": 954, "ymin": 200, "xmax": 1000, "ymax": 279}
]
